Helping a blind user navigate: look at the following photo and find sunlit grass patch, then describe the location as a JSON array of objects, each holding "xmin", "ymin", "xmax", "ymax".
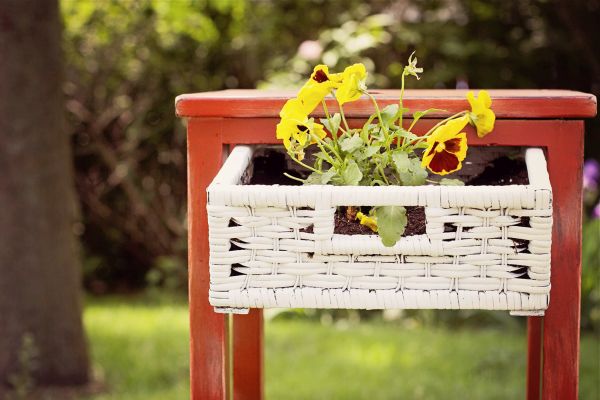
[
  {"xmin": 81, "ymin": 296, "xmax": 598, "ymax": 400},
  {"xmin": 82, "ymin": 294, "xmax": 189, "ymax": 400}
]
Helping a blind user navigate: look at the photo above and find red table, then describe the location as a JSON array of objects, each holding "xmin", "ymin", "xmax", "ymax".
[{"xmin": 176, "ymin": 89, "xmax": 597, "ymax": 400}]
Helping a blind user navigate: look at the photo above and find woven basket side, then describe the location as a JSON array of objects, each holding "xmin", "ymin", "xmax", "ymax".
[{"xmin": 207, "ymin": 145, "xmax": 552, "ymax": 312}]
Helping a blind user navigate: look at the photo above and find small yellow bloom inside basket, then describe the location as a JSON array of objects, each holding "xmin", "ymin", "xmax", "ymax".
[{"xmin": 356, "ymin": 211, "xmax": 378, "ymax": 232}]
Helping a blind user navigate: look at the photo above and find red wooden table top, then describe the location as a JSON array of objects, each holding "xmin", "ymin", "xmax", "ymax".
[{"xmin": 176, "ymin": 89, "xmax": 597, "ymax": 119}]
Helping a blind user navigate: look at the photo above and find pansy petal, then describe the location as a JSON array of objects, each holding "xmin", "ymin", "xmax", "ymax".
[
  {"xmin": 479, "ymin": 90, "xmax": 492, "ymax": 108},
  {"xmin": 336, "ymin": 63, "xmax": 367, "ymax": 105},
  {"xmin": 475, "ymin": 109, "xmax": 496, "ymax": 137},
  {"xmin": 428, "ymin": 151, "xmax": 461, "ymax": 175},
  {"xmin": 467, "ymin": 91, "xmax": 477, "ymax": 110},
  {"xmin": 429, "ymin": 115, "xmax": 469, "ymax": 143},
  {"xmin": 280, "ymin": 98, "xmax": 307, "ymax": 119},
  {"xmin": 297, "ymin": 65, "xmax": 339, "ymax": 114},
  {"xmin": 313, "ymin": 123, "xmax": 327, "ymax": 140}
]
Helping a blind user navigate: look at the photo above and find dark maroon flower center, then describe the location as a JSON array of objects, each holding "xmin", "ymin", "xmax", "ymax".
[
  {"xmin": 444, "ymin": 138, "xmax": 462, "ymax": 153},
  {"xmin": 313, "ymin": 69, "xmax": 329, "ymax": 83},
  {"xmin": 297, "ymin": 125, "xmax": 309, "ymax": 132},
  {"xmin": 429, "ymin": 151, "xmax": 459, "ymax": 173},
  {"xmin": 426, "ymin": 142, "xmax": 439, "ymax": 157}
]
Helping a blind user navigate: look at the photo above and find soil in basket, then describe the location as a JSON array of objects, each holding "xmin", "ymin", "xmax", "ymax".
[
  {"xmin": 245, "ymin": 150, "xmax": 528, "ymax": 236},
  {"xmin": 466, "ymin": 156, "xmax": 528, "ymax": 186},
  {"xmin": 326, "ymin": 206, "xmax": 427, "ymax": 236}
]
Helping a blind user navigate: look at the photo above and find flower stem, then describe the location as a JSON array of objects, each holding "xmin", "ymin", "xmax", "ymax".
[
  {"xmin": 378, "ymin": 163, "xmax": 390, "ymax": 185},
  {"xmin": 365, "ymin": 92, "xmax": 388, "ymax": 134},
  {"xmin": 310, "ymin": 133, "xmax": 340, "ymax": 166},
  {"xmin": 287, "ymin": 153, "xmax": 323, "ymax": 174},
  {"xmin": 364, "ymin": 91, "xmax": 391, "ymax": 151},
  {"xmin": 398, "ymin": 72, "xmax": 406, "ymax": 127},
  {"xmin": 338, "ymin": 103, "xmax": 351, "ymax": 132},
  {"xmin": 321, "ymin": 100, "xmax": 338, "ymax": 141},
  {"xmin": 284, "ymin": 172, "xmax": 307, "ymax": 183}
]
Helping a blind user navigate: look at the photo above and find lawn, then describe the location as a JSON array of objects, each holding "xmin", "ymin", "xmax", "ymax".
[{"xmin": 82, "ymin": 295, "xmax": 599, "ymax": 399}]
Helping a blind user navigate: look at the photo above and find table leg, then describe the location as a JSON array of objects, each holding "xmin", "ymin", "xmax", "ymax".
[
  {"xmin": 541, "ymin": 124, "xmax": 584, "ymax": 400},
  {"xmin": 527, "ymin": 316, "xmax": 543, "ymax": 400},
  {"xmin": 188, "ymin": 118, "xmax": 229, "ymax": 399},
  {"xmin": 233, "ymin": 310, "xmax": 264, "ymax": 400}
]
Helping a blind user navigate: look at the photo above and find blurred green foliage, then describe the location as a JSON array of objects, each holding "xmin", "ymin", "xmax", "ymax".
[
  {"xmin": 61, "ymin": 0, "xmax": 375, "ymax": 291},
  {"xmin": 62, "ymin": 0, "xmax": 598, "ymax": 328}
]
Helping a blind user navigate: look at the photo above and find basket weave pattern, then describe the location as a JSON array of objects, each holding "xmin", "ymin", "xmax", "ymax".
[{"xmin": 207, "ymin": 146, "xmax": 552, "ymax": 314}]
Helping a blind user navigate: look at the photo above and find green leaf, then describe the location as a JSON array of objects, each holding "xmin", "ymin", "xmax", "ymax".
[
  {"xmin": 320, "ymin": 113, "xmax": 341, "ymax": 136},
  {"xmin": 399, "ymin": 158, "xmax": 428, "ymax": 186},
  {"xmin": 439, "ymin": 178, "xmax": 465, "ymax": 186},
  {"xmin": 303, "ymin": 172, "xmax": 322, "ymax": 185},
  {"xmin": 409, "ymin": 108, "xmax": 446, "ymax": 131},
  {"xmin": 360, "ymin": 115, "xmax": 376, "ymax": 142},
  {"xmin": 314, "ymin": 151, "xmax": 330, "ymax": 162},
  {"xmin": 400, "ymin": 169, "xmax": 427, "ymax": 186},
  {"xmin": 395, "ymin": 106, "xmax": 410, "ymax": 121},
  {"xmin": 341, "ymin": 159, "xmax": 362, "ymax": 185},
  {"xmin": 391, "ymin": 151, "xmax": 411, "ymax": 172},
  {"xmin": 380, "ymin": 104, "xmax": 399, "ymax": 126},
  {"xmin": 304, "ymin": 168, "xmax": 339, "ymax": 185},
  {"xmin": 396, "ymin": 129, "xmax": 419, "ymax": 143},
  {"xmin": 321, "ymin": 168, "xmax": 337, "ymax": 184},
  {"xmin": 340, "ymin": 133, "xmax": 363, "ymax": 153},
  {"xmin": 375, "ymin": 206, "xmax": 407, "ymax": 247},
  {"xmin": 355, "ymin": 145, "xmax": 380, "ymax": 161}
]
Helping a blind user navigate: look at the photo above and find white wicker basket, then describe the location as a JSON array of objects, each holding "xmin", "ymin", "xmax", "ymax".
[{"xmin": 207, "ymin": 145, "xmax": 552, "ymax": 315}]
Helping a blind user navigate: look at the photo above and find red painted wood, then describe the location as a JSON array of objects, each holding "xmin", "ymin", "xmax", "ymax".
[
  {"xmin": 542, "ymin": 121, "xmax": 584, "ymax": 400},
  {"xmin": 233, "ymin": 310, "xmax": 264, "ymax": 400},
  {"xmin": 213, "ymin": 117, "xmax": 579, "ymax": 148},
  {"xmin": 176, "ymin": 89, "xmax": 597, "ymax": 119},
  {"xmin": 187, "ymin": 118, "xmax": 229, "ymax": 400},
  {"xmin": 527, "ymin": 317, "xmax": 543, "ymax": 400}
]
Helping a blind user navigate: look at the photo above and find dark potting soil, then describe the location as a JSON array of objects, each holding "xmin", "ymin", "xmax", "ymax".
[
  {"xmin": 245, "ymin": 150, "xmax": 305, "ymax": 185},
  {"xmin": 466, "ymin": 156, "xmax": 529, "ymax": 186},
  {"xmin": 302, "ymin": 206, "xmax": 427, "ymax": 236},
  {"xmin": 244, "ymin": 150, "xmax": 528, "ymax": 236}
]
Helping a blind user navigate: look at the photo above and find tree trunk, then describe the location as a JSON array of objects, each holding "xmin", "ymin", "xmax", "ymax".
[{"xmin": 0, "ymin": 0, "xmax": 89, "ymax": 389}]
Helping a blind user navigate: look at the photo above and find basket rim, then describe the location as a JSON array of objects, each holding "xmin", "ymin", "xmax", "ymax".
[{"xmin": 207, "ymin": 145, "xmax": 552, "ymax": 209}]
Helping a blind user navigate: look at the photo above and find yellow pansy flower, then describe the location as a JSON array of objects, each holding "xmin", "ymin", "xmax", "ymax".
[
  {"xmin": 421, "ymin": 115, "xmax": 469, "ymax": 175},
  {"xmin": 335, "ymin": 63, "xmax": 367, "ymax": 106},
  {"xmin": 467, "ymin": 90, "xmax": 495, "ymax": 137},
  {"xmin": 279, "ymin": 98, "xmax": 306, "ymax": 120},
  {"xmin": 356, "ymin": 211, "xmax": 378, "ymax": 232},
  {"xmin": 276, "ymin": 112, "xmax": 327, "ymax": 149},
  {"xmin": 297, "ymin": 65, "xmax": 341, "ymax": 114}
]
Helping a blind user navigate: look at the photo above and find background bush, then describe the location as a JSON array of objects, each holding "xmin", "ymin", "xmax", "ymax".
[{"xmin": 61, "ymin": 0, "xmax": 599, "ymax": 329}]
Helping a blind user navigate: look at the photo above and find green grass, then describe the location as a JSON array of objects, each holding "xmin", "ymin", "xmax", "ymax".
[
  {"xmin": 266, "ymin": 320, "xmax": 600, "ymax": 399},
  {"xmin": 82, "ymin": 296, "xmax": 599, "ymax": 399},
  {"xmin": 82, "ymin": 294, "xmax": 190, "ymax": 400}
]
